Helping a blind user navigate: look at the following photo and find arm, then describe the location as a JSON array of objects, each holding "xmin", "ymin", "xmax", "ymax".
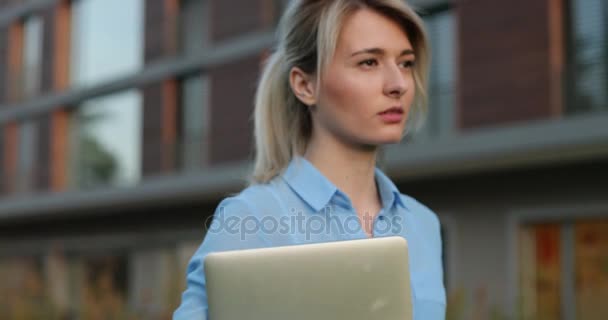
[{"xmin": 173, "ymin": 197, "xmax": 268, "ymax": 320}]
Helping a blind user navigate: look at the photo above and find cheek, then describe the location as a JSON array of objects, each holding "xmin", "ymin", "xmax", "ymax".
[{"xmin": 319, "ymin": 71, "xmax": 378, "ymax": 116}]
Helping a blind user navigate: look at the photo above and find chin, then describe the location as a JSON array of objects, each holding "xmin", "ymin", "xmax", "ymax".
[
  {"xmin": 380, "ymin": 136, "xmax": 403, "ymax": 145},
  {"xmin": 364, "ymin": 134, "xmax": 404, "ymax": 146},
  {"xmin": 376, "ymin": 128, "xmax": 406, "ymax": 144}
]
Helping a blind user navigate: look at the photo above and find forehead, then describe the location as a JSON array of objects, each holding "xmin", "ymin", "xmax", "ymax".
[{"xmin": 336, "ymin": 8, "xmax": 413, "ymax": 54}]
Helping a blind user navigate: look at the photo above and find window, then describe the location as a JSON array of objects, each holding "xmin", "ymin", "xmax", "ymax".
[
  {"xmin": 519, "ymin": 219, "xmax": 608, "ymax": 320},
  {"xmin": 519, "ymin": 223, "xmax": 562, "ymax": 320},
  {"xmin": 70, "ymin": 0, "xmax": 144, "ymax": 87},
  {"xmin": 70, "ymin": 90, "xmax": 142, "ymax": 189},
  {"xmin": 179, "ymin": 0, "xmax": 209, "ymax": 56},
  {"xmin": 566, "ymin": 0, "xmax": 608, "ymax": 114},
  {"xmin": 178, "ymin": 74, "xmax": 210, "ymax": 171},
  {"xmin": 574, "ymin": 221, "xmax": 608, "ymax": 319},
  {"xmin": 0, "ymin": 239, "xmax": 200, "ymax": 319},
  {"xmin": 6, "ymin": 14, "xmax": 43, "ymax": 102},
  {"xmin": 130, "ymin": 242, "xmax": 198, "ymax": 318},
  {"xmin": 0, "ymin": 256, "xmax": 47, "ymax": 318},
  {"xmin": 16, "ymin": 121, "xmax": 38, "ymax": 193},
  {"xmin": 22, "ymin": 15, "xmax": 43, "ymax": 99},
  {"xmin": 406, "ymin": 8, "xmax": 456, "ymax": 143}
]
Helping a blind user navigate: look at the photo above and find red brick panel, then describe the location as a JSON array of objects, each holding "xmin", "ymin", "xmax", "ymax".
[
  {"xmin": 161, "ymin": 79, "xmax": 178, "ymax": 170},
  {"xmin": 0, "ymin": 0, "xmax": 19, "ymax": 10},
  {"xmin": 457, "ymin": 0, "xmax": 558, "ymax": 129},
  {"xmin": 142, "ymin": 83, "xmax": 164, "ymax": 176},
  {"xmin": 208, "ymin": 54, "xmax": 261, "ymax": 165},
  {"xmin": 7, "ymin": 23, "xmax": 23, "ymax": 102},
  {"xmin": 50, "ymin": 111, "xmax": 68, "ymax": 191},
  {"xmin": 144, "ymin": 0, "xmax": 164, "ymax": 62},
  {"xmin": 145, "ymin": 0, "xmax": 179, "ymax": 62},
  {"xmin": 49, "ymin": 0, "xmax": 71, "ymax": 192},
  {"xmin": 210, "ymin": 0, "xmax": 266, "ymax": 43}
]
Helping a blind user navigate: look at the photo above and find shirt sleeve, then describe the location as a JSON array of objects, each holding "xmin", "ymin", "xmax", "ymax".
[
  {"xmin": 173, "ymin": 196, "xmax": 268, "ymax": 320},
  {"xmin": 420, "ymin": 204, "xmax": 447, "ymax": 320}
]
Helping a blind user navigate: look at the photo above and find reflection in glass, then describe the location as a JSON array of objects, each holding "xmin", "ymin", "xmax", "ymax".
[
  {"xmin": 519, "ymin": 223, "xmax": 562, "ymax": 320},
  {"xmin": 22, "ymin": 15, "xmax": 43, "ymax": 98},
  {"xmin": 70, "ymin": 0, "xmax": 144, "ymax": 87},
  {"xmin": 71, "ymin": 90, "xmax": 142, "ymax": 189},
  {"xmin": 0, "ymin": 240, "xmax": 200, "ymax": 320},
  {"xmin": 179, "ymin": 74, "xmax": 210, "ymax": 171},
  {"xmin": 78, "ymin": 256, "xmax": 129, "ymax": 319},
  {"xmin": 569, "ymin": 0, "xmax": 607, "ymax": 113},
  {"xmin": 575, "ymin": 220, "xmax": 608, "ymax": 320},
  {"xmin": 406, "ymin": 11, "xmax": 455, "ymax": 143},
  {"xmin": 0, "ymin": 257, "xmax": 53, "ymax": 319},
  {"xmin": 179, "ymin": 0, "xmax": 209, "ymax": 55},
  {"xmin": 17, "ymin": 121, "xmax": 38, "ymax": 193},
  {"xmin": 519, "ymin": 220, "xmax": 608, "ymax": 320}
]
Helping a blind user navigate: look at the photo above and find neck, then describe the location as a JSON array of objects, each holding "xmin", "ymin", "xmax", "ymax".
[{"xmin": 304, "ymin": 132, "xmax": 380, "ymax": 209}]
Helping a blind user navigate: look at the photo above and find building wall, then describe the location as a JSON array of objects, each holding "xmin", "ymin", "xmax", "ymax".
[
  {"xmin": 458, "ymin": 0, "xmax": 561, "ymax": 129},
  {"xmin": 403, "ymin": 157, "xmax": 608, "ymax": 318},
  {"xmin": 0, "ymin": 0, "xmax": 606, "ymax": 318}
]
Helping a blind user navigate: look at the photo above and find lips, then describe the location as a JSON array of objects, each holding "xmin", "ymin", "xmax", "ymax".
[
  {"xmin": 378, "ymin": 107, "xmax": 404, "ymax": 115},
  {"xmin": 378, "ymin": 107, "xmax": 404, "ymax": 124}
]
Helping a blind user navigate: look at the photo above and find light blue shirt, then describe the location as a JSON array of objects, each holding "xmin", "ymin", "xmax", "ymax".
[{"xmin": 174, "ymin": 156, "xmax": 446, "ymax": 320}]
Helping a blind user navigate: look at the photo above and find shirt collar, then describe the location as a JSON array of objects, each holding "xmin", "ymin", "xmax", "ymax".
[
  {"xmin": 282, "ymin": 156, "xmax": 407, "ymax": 212},
  {"xmin": 374, "ymin": 167, "xmax": 407, "ymax": 211},
  {"xmin": 282, "ymin": 156, "xmax": 338, "ymax": 212}
]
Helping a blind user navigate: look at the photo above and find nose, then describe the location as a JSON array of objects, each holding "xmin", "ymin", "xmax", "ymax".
[{"xmin": 382, "ymin": 63, "xmax": 408, "ymax": 99}]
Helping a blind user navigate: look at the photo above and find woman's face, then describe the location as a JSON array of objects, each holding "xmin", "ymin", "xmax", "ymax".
[{"xmin": 312, "ymin": 8, "xmax": 416, "ymax": 148}]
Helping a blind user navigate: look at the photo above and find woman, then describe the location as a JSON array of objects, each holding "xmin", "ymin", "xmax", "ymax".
[{"xmin": 174, "ymin": 0, "xmax": 445, "ymax": 319}]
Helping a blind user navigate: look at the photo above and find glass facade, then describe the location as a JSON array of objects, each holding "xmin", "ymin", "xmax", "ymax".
[
  {"xmin": 22, "ymin": 15, "xmax": 43, "ymax": 99},
  {"xmin": 70, "ymin": 0, "xmax": 144, "ymax": 87},
  {"xmin": 179, "ymin": 0, "xmax": 209, "ymax": 55},
  {"xmin": 0, "ymin": 241, "xmax": 199, "ymax": 320},
  {"xmin": 519, "ymin": 224, "xmax": 562, "ymax": 320},
  {"xmin": 0, "ymin": 0, "xmax": 607, "ymax": 319},
  {"xmin": 519, "ymin": 220, "xmax": 608, "ymax": 320},
  {"xmin": 405, "ymin": 9, "xmax": 456, "ymax": 143},
  {"xmin": 178, "ymin": 74, "xmax": 210, "ymax": 171},
  {"xmin": 567, "ymin": 0, "xmax": 608, "ymax": 114},
  {"xmin": 16, "ymin": 120, "xmax": 38, "ymax": 193},
  {"xmin": 70, "ymin": 90, "xmax": 142, "ymax": 189},
  {"xmin": 177, "ymin": 0, "xmax": 211, "ymax": 171},
  {"xmin": 575, "ymin": 220, "xmax": 608, "ymax": 320}
]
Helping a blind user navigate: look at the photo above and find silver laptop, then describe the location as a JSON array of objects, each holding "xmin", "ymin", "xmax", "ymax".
[{"xmin": 204, "ymin": 236, "xmax": 412, "ymax": 320}]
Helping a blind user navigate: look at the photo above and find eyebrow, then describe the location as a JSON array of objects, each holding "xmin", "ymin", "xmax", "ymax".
[{"xmin": 350, "ymin": 48, "xmax": 415, "ymax": 57}]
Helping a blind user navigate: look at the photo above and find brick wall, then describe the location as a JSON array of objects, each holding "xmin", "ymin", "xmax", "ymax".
[
  {"xmin": 208, "ymin": 54, "xmax": 260, "ymax": 164},
  {"xmin": 457, "ymin": 0, "xmax": 559, "ymax": 129},
  {"xmin": 210, "ymin": 0, "xmax": 266, "ymax": 43},
  {"xmin": 142, "ymin": 0, "xmax": 171, "ymax": 176}
]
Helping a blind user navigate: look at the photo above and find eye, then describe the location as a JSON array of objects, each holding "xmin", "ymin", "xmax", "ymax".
[
  {"xmin": 358, "ymin": 58, "xmax": 378, "ymax": 68},
  {"xmin": 400, "ymin": 60, "xmax": 416, "ymax": 69}
]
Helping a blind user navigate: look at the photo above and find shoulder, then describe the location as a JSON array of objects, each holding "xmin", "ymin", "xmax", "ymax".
[
  {"xmin": 216, "ymin": 179, "xmax": 285, "ymax": 217},
  {"xmin": 398, "ymin": 193, "xmax": 441, "ymax": 234}
]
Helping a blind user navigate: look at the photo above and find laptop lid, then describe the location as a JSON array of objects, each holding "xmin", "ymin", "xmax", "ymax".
[{"xmin": 204, "ymin": 236, "xmax": 412, "ymax": 320}]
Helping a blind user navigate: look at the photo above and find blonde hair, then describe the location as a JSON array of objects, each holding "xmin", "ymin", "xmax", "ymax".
[{"xmin": 252, "ymin": 0, "xmax": 429, "ymax": 183}]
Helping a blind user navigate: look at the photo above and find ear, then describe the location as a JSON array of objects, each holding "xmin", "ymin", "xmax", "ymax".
[{"xmin": 289, "ymin": 66, "xmax": 317, "ymax": 107}]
